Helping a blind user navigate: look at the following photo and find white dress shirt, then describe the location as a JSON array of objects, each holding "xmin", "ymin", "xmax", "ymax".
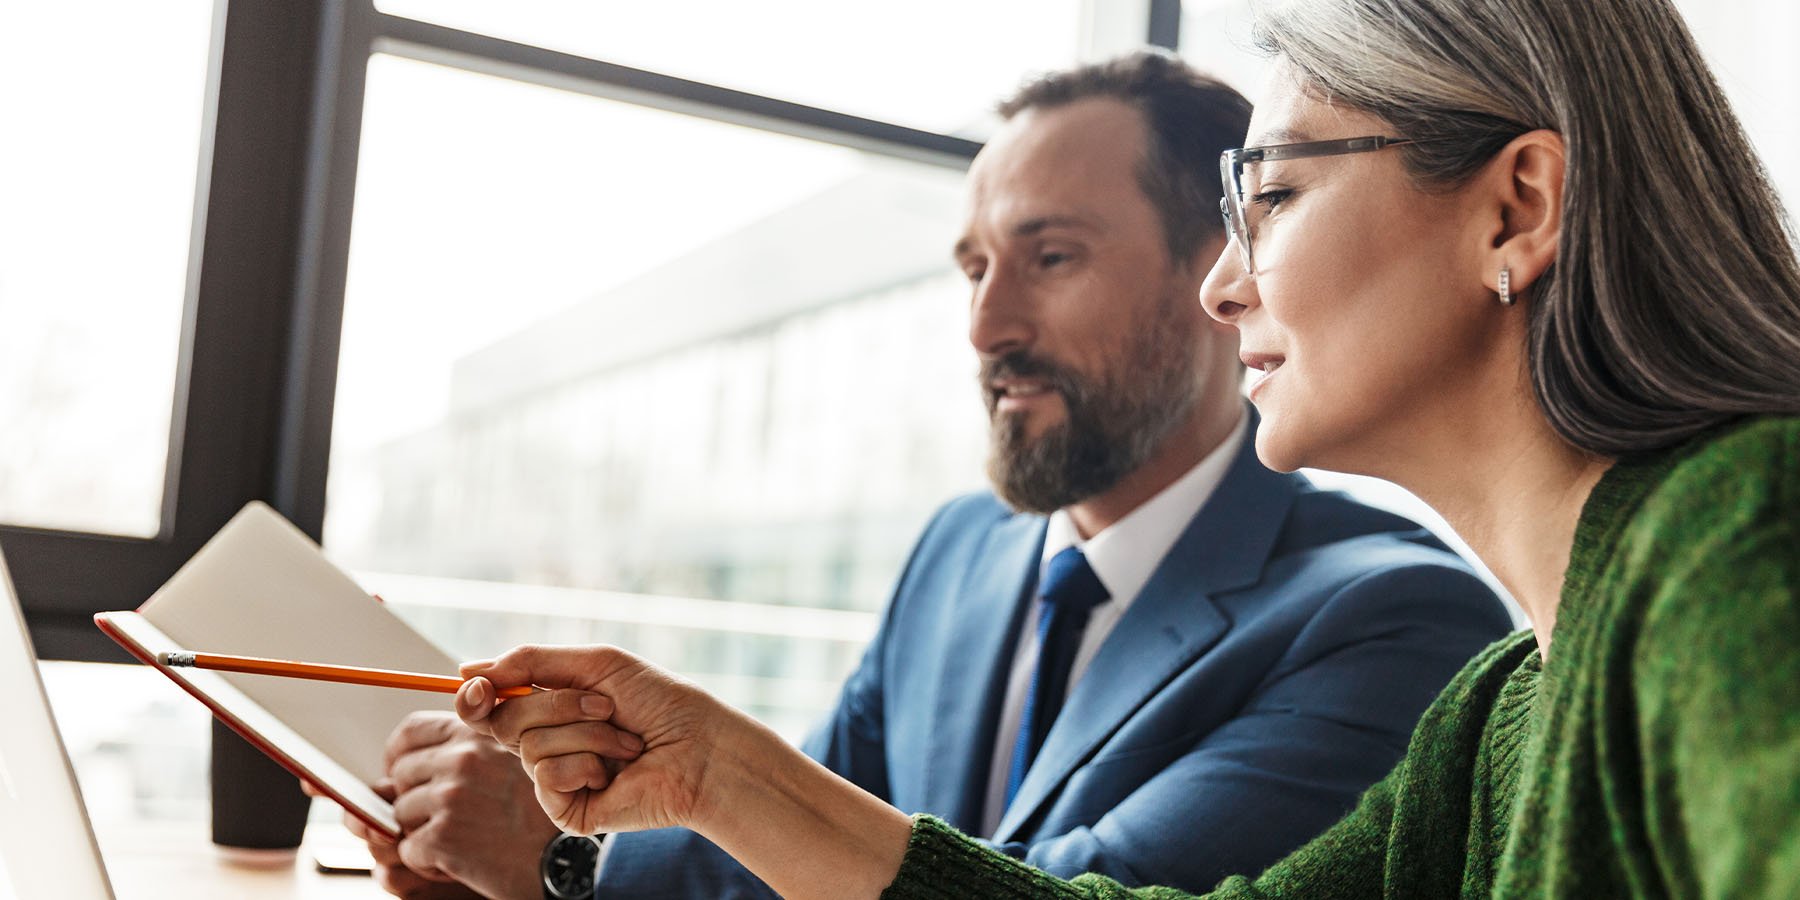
[{"xmin": 978, "ymin": 409, "xmax": 1248, "ymax": 836}]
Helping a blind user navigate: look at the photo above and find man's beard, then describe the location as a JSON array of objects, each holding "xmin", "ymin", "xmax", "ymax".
[{"xmin": 982, "ymin": 295, "xmax": 1201, "ymax": 514}]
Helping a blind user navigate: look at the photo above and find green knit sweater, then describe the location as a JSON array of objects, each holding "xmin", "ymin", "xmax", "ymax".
[{"xmin": 883, "ymin": 416, "xmax": 1799, "ymax": 899}]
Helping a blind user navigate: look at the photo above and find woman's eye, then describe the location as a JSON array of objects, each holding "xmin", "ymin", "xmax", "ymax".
[
  {"xmin": 1250, "ymin": 188, "xmax": 1294, "ymax": 211},
  {"xmin": 963, "ymin": 267, "xmax": 986, "ymax": 285}
]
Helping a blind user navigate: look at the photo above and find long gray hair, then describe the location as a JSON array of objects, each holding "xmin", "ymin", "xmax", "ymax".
[{"xmin": 1253, "ymin": 0, "xmax": 1800, "ymax": 457}]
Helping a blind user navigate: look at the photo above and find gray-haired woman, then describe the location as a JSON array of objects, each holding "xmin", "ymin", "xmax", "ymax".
[{"xmin": 454, "ymin": 0, "xmax": 1800, "ymax": 896}]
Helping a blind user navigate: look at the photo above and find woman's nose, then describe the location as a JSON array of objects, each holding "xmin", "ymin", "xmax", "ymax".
[{"xmin": 1200, "ymin": 243, "xmax": 1257, "ymax": 325}]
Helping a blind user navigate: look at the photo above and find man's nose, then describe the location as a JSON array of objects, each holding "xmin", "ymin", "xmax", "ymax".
[{"xmin": 968, "ymin": 268, "xmax": 1034, "ymax": 357}]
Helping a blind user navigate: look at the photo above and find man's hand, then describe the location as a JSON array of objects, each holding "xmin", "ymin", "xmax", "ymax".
[
  {"xmin": 344, "ymin": 781, "xmax": 484, "ymax": 899},
  {"xmin": 301, "ymin": 775, "xmax": 480, "ymax": 899},
  {"xmin": 350, "ymin": 712, "xmax": 590, "ymax": 899}
]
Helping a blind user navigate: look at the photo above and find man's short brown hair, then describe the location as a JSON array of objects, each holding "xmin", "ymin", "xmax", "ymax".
[{"xmin": 997, "ymin": 51, "xmax": 1252, "ymax": 267}]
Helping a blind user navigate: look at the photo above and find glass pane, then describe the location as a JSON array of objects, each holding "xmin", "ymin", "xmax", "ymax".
[
  {"xmin": 374, "ymin": 0, "xmax": 1083, "ymax": 137},
  {"xmin": 0, "ymin": 1, "xmax": 210, "ymax": 537},
  {"xmin": 325, "ymin": 56, "xmax": 988, "ymax": 739},
  {"xmin": 1674, "ymin": 0, "xmax": 1800, "ymax": 208},
  {"xmin": 40, "ymin": 660, "xmax": 371, "ymax": 855},
  {"xmin": 1183, "ymin": 0, "xmax": 1800, "ymax": 207},
  {"xmin": 1178, "ymin": 0, "xmax": 1269, "ymax": 105},
  {"xmin": 38, "ymin": 661, "xmax": 211, "ymax": 829}
]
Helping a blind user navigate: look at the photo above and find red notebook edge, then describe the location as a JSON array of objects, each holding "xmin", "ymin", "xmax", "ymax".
[{"xmin": 93, "ymin": 610, "xmax": 401, "ymax": 842}]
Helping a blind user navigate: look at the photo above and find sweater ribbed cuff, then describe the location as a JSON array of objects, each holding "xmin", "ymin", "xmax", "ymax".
[{"xmin": 880, "ymin": 815, "xmax": 1087, "ymax": 900}]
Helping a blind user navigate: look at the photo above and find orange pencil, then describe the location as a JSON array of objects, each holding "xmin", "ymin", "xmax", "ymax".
[{"xmin": 155, "ymin": 650, "xmax": 535, "ymax": 699}]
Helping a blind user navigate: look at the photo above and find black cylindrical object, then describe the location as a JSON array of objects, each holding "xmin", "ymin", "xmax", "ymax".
[{"xmin": 209, "ymin": 720, "xmax": 311, "ymax": 850}]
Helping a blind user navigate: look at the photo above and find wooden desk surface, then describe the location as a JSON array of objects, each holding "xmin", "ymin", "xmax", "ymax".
[{"xmin": 97, "ymin": 820, "xmax": 386, "ymax": 899}]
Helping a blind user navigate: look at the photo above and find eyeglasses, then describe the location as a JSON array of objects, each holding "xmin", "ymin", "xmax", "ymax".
[{"xmin": 1218, "ymin": 135, "xmax": 1418, "ymax": 274}]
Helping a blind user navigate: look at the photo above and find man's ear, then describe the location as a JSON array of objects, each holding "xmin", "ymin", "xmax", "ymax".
[{"xmin": 1478, "ymin": 129, "xmax": 1565, "ymax": 299}]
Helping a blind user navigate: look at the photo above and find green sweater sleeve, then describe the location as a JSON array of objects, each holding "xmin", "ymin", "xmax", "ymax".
[
  {"xmin": 880, "ymin": 766, "xmax": 1401, "ymax": 900},
  {"xmin": 878, "ymin": 628, "xmax": 1541, "ymax": 899},
  {"xmin": 1632, "ymin": 421, "xmax": 1800, "ymax": 898}
]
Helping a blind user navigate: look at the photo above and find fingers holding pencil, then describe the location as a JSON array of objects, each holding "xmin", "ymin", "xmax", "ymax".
[
  {"xmin": 454, "ymin": 644, "xmax": 744, "ymax": 837},
  {"xmin": 455, "ymin": 677, "xmax": 626, "ymax": 754},
  {"xmin": 157, "ymin": 650, "xmax": 536, "ymax": 699}
]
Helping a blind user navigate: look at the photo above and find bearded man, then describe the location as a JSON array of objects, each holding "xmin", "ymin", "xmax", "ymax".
[{"xmin": 350, "ymin": 52, "xmax": 1510, "ymax": 900}]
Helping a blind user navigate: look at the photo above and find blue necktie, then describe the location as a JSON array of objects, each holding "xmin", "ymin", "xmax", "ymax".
[{"xmin": 1004, "ymin": 546, "xmax": 1110, "ymax": 809}]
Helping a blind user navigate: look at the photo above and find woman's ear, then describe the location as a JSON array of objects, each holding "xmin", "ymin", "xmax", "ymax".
[{"xmin": 1480, "ymin": 129, "xmax": 1565, "ymax": 299}]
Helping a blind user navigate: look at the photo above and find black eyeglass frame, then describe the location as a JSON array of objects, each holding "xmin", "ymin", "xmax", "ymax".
[{"xmin": 1218, "ymin": 135, "xmax": 1417, "ymax": 274}]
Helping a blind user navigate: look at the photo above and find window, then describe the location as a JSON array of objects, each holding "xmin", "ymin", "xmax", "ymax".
[
  {"xmin": 1177, "ymin": 0, "xmax": 1267, "ymax": 104},
  {"xmin": 1674, "ymin": 0, "xmax": 1800, "ymax": 208},
  {"xmin": 1179, "ymin": 0, "xmax": 1800, "ymax": 207},
  {"xmin": 326, "ymin": 56, "xmax": 989, "ymax": 735},
  {"xmin": 0, "ymin": 0, "xmax": 213, "ymax": 538},
  {"xmin": 38, "ymin": 661, "xmax": 210, "ymax": 826},
  {"xmin": 373, "ymin": 0, "xmax": 1085, "ymax": 136}
]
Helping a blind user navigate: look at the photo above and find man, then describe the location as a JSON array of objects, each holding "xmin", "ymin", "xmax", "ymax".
[{"xmin": 350, "ymin": 51, "xmax": 1511, "ymax": 898}]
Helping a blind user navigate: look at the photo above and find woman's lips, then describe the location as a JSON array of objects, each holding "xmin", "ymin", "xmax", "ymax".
[{"xmin": 1240, "ymin": 352, "xmax": 1285, "ymax": 399}]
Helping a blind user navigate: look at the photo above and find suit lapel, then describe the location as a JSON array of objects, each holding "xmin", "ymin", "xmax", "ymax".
[
  {"xmin": 927, "ymin": 511, "xmax": 1045, "ymax": 831},
  {"xmin": 994, "ymin": 418, "xmax": 1302, "ymax": 841}
]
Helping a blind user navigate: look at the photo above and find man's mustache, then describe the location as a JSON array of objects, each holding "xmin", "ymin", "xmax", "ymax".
[{"xmin": 979, "ymin": 352, "xmax": 1086, "ymax": 407}]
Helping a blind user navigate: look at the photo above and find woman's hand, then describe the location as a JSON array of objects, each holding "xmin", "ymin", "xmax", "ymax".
[
  {"xmin": 457, "ymin": 643, "xmax": 913, "ymax": 900},
  {"xmin": 454, "ymin": 644, "xmax": 745, "ymax": 837}
]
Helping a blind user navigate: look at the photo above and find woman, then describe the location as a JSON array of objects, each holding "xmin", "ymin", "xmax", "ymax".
[{"xmin": 457, "ymin": 0, "xmax": 1800, "ymax": 896}]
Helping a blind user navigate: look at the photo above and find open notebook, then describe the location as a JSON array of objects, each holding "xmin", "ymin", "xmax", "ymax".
[
  {"xmin": 0, "ymin": 546, "xmax": 116, "ymax": 900},
  {"xmin": 94, "ymin": 502, "xmax": 461, "ymax": 840}
]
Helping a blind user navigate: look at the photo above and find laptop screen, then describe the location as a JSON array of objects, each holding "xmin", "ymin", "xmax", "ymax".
[{"xmin": 0, "ymin": 548, "xmax": 116, "ymax": 899}]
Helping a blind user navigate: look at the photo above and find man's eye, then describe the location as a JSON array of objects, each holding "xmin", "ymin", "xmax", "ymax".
[
  {"xmin": 964, "ymin": 268, "xmax": 986, "ymax": 284},
  {"xmin": 1040, "ymin": 252, "xmax": 1071, "ymax": 268}
]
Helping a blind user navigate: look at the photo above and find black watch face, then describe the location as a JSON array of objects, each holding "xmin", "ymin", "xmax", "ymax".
[{"xmin": 543, "ymin": 833, "xmax": 601, "ymax": 899}]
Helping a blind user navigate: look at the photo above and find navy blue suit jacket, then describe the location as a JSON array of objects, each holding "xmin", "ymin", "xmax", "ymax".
[{"xmin": 594, "ymin": 426, "xmax": 1511, "ymax": 896}]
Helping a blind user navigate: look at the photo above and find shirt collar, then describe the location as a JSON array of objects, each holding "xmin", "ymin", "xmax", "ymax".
[{"xmin": 1040, "ymin": 407, "xmax": 1248, "ymax": 608}]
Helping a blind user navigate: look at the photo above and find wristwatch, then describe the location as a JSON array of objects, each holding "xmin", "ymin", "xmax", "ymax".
[{"xmin": 540, "ymin": 832, "xmax": 603, "ymax": 900}]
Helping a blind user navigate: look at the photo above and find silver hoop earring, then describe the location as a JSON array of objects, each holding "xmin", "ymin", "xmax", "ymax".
[{"xmin": 1498, "ymin": 264, "xmax": 1514, "ymax": 306}]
